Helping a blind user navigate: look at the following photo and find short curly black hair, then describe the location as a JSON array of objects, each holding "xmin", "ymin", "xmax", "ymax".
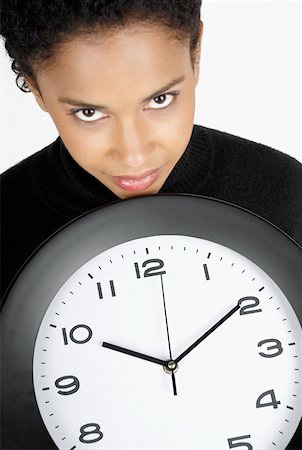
[{"xmin": 0, "ymin": 0, "xmax": 202, "ymax": 93}]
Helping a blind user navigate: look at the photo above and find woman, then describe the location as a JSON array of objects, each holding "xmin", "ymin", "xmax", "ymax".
[
  {"xmin": 1, "ymin": 0, "xmax": 301, "ymax": 298},
  {"xmin": 1, "ymin": 3, "xmax": 302, "ymax": 449}
]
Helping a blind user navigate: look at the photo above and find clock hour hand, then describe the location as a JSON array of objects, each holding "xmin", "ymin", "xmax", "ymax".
[
  {"xmin": 174, "ymin": 302, "xmax": 240, "ymax": 364},
  {"xmin": 102, "ymin": 341, "xmax": 166, "ymax": 366}
]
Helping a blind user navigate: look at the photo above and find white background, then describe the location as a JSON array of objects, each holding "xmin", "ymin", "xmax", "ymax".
[{"xmin": 0, "ymin": 0, "xmax": 301, "ymax": 173}]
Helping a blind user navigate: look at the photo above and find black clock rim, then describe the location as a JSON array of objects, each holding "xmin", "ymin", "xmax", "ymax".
[
  {"xmin": 1, "ymin": 193, "xmax": 302, "ymax": 307},
  {"xmin": 1, "ymin": 193, "xmax": 301, "ymax": 450}
]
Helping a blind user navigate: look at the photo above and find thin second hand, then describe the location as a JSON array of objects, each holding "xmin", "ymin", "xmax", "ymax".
[{"xmin": 160, "ymin": 274, "xmax": 177, "ymax": 396}]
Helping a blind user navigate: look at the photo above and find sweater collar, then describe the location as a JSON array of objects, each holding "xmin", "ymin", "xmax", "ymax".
[{"xmin": 33, "ymin": 124, "xmax": 214, "ymax": 219}]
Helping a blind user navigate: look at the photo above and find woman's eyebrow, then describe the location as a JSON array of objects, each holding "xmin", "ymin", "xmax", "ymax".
[{"xmin": 58, "ymin": 75, "xmax": 186, "ymax": 110}]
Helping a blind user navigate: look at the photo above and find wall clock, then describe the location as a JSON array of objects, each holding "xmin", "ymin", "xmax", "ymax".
[{"xmin": 1, "ymin": 194, "xmax": 301, "ymax": 450}]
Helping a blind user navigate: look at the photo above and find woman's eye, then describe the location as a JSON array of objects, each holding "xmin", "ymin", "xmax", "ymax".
[
  {"xmin": 68, "ymin": 91, "xmax": 179, "ymax": 122},
  {"xmin": 71, "ymin": 108, "xmax": 104, "ymax": 122},
  {"xmin": 147, "ymin": 93, "xmax": 178, "ymax": 110}
]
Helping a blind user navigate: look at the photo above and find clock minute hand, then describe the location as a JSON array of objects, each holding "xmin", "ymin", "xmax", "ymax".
[
  {"xmin": 102, "ymin": 342, "xmax": 166, "ymax": 366},
  {"xmin": 175, "ymin": 302, "xmax": 240, "ymax": 364},
  {"xmin": 160, "ymin": 274, "xmax": 178, "ymax": 396}
]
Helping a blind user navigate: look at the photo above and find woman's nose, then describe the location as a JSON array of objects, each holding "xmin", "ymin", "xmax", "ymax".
[{"xmin": 113, "ymin": 118, "xmax": 153, "ymax": 169}]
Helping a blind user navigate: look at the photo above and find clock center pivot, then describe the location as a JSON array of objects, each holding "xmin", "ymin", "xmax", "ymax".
[{"xmin": 163, "ymin": 360, "xmax": 179, "ymax": 374}]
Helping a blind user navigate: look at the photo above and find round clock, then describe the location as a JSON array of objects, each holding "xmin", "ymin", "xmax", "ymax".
[{"xmin": 1, "ymin": 194, "xmax": 301, "ymax": 450}]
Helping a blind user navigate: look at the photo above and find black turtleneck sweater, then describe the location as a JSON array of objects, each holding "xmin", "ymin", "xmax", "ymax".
[{"xmin": 1, "ymin": 124, "xmax": 302, "ymax": 300}]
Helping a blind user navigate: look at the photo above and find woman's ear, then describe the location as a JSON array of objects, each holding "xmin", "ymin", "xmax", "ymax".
[{"xmin": 25, "ymin": 78, "xmax": 48, "ymax": 112}]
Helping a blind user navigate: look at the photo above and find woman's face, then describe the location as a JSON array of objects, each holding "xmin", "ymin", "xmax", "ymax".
[{"xmin": 29, "ymin": 23, "xmax": 202, "ymax": 199}]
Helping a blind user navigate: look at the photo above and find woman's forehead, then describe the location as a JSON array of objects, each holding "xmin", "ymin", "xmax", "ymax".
[
  {"xmin": 52, "ymin": 24, "xmax": 187, "ymax": 64},
  {"xmin": 36, "ymin": 26, "xmax": 191, "ymax": 90}
]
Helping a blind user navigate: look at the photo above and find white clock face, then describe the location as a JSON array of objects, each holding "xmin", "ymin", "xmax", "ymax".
[{"xmin": 33, "ymin": 235, "xmax": 302, "ymax": 450}]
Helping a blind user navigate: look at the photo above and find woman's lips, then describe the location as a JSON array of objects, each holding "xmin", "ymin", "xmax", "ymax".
[{"xmin": 112, "ymin": 167, "xmax": 162, "ymax": 192}]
